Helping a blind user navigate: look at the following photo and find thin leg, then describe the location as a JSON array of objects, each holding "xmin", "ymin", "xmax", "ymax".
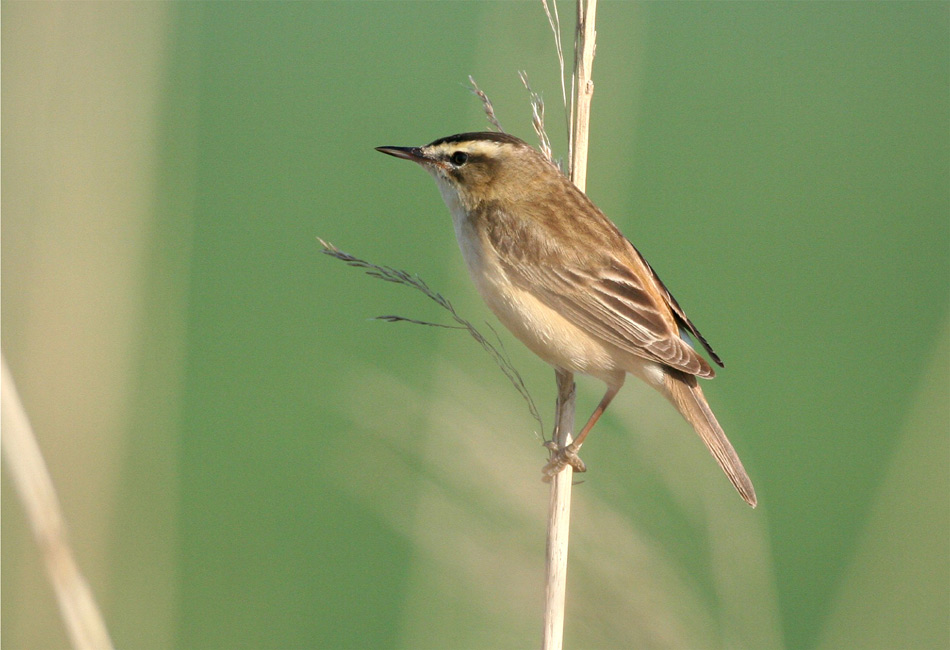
[
  {"xmin": 543, "ymin": 382, "xmax": 622, "ymax": 477},
  {"xmin": 572, "ymin": 383, "xmax": 621, "ymax": 450}
]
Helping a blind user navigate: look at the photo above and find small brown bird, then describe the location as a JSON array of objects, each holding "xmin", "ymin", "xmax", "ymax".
[{"xmin": 377, "ymin": 132, "xmax": 756, "ymax": 507}]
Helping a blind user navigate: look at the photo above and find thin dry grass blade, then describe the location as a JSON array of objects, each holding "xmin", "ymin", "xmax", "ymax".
[
  {"xmin": 467, "ymin": 76, "xmax": 504, "ymax": 133},
  {"xmin": 541, "ymin": 0, "xmax": 572, "ymax": 156},
  {"xmin": 519, "ymin": 71, "xmax": 554, "ymax": 164},
  {"xmin": 319, "ymin": 239, "xmax": 543, "ymax": 433}
]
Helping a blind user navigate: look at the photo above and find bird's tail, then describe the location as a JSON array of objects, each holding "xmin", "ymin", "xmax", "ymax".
[{"xmin": 663, "ymin": 370, "xmax": 757, "ymax": 507}]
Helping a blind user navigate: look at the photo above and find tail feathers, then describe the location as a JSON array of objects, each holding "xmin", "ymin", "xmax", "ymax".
[{"xmin": 663, "ymin": 371, "xmax": 757, "ymax": 507}]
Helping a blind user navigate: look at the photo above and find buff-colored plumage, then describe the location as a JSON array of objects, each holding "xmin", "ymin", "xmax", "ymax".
[{"xmin": 377, "ymin": 132, "xmax": 756, "ymax": 507}]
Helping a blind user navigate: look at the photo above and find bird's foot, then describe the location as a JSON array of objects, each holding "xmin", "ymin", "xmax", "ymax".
[{"xmin": 541, "ymin": 441, "xmax": 587, "ymax": 481}]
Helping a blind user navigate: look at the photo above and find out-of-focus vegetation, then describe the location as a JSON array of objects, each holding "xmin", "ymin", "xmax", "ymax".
[{"xmin": 3, "ymin": 2, "xmax": 947, "ymax": 648}]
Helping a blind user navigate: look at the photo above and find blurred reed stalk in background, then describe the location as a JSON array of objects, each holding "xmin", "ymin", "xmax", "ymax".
[{"xmin": 2, "ymin": 356, "xmax": 115, "ymax": 650}]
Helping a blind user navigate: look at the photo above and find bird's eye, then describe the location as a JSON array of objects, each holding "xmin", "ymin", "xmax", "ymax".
[{"xmin": 450, "ymin": 151, "xmax": 469, "ymax": 166}]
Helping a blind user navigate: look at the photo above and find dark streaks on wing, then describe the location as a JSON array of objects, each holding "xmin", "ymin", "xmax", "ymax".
[
  {"xmin": 482, "ymin": 202, "xmax": 715, "ymax": 377},
  {"xmin": 632, "ymin": 250, "xmax": 724, "ymax": 368}
]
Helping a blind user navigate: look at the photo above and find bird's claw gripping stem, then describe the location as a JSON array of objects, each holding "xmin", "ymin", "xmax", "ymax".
[{"xmin": 541, "ymin": 441, "xmax": 587, "ymax": 481}]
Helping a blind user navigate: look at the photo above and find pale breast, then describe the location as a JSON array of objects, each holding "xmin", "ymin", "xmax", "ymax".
[{"xmin": 457, "ymin": 222, "xmax": 625, "ymax": 385}]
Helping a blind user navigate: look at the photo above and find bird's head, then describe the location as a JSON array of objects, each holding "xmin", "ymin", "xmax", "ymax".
[{"xmin": 376, "ymin": 132, "xmax": 558, "ymax": 211}]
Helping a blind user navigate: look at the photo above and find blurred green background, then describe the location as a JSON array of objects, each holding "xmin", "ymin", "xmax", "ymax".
[{"xmin": 3, "ymin": 2, "xmax": 947, "ymax": 649}]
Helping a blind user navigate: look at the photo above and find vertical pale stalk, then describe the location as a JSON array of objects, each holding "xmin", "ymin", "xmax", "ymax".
[
  {"xmin": 542, "ymin": 369, "xmax": 577, "ymax": 649},
  {"xmin": 569, "ymin": 0, "xmax": 598, "ymax": 191},
  {"xmin": 542, "ymin": 3, "xmax": 597, "ymax": 649},
  {"xmin": 1, "ymin": 356, "xmax": 115, "ymax": 650}
]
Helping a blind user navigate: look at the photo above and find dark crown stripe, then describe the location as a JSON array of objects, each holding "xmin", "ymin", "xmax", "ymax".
[{"xmin": 427, "ymin": 132, "xmax": 527, "ymax": 148}]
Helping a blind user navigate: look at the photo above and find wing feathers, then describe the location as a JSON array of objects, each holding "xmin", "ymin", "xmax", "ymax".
[
  {"xmin": 635, "ymin": 251, "xmax": 724, "ymax": 368},
  {"xmin": 484, "ymin": 203, "xmax": 717, "ymax": 377}
]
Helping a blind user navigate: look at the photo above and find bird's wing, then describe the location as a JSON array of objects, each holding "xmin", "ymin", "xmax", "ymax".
[
  {"xmin": 637, "ymin": 250, "xmax": 723, "ymax": 368},
  {"xmin": 484, "ymin": 203, "xmax": 717, "ymax": 378}
]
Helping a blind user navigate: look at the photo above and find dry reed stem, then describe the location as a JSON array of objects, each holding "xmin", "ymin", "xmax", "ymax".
[
  {"xmin": 1, "ymin": 355, "xmax": 115, "ymax": 650},
  {"xmin": 569, "ymin": 0, "xmax": 597, "ymax": 191},
  {"xmin": 542, "ymin": 2, "xmax": 597, "ymax": 649},
  {"xmin": 542, "ymin": 369, "xmax": 577, "ymax": 650}
]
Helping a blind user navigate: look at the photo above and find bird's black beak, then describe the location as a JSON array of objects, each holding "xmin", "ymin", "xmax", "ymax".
[{"xmin": 376, "ymin": 145, "xmax": 427, "ymax": 163}]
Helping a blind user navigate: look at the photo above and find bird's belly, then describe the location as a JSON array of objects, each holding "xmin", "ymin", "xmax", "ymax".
[
  {"xmin": 459, "ymin": 241, "xmax": 621, "ymax": 383},
  {"xmin": 489, "ymin": 281, "xmax": 617, "ymax": 378}
]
